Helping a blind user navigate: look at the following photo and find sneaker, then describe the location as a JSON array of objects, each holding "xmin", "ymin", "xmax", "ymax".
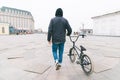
[
  {"xmin": 56, "ymin": 63, "xmax": 61, "ymax": 70},
  {"xmin": 58, "ymin": 63, "xmax": 61, "ymax": 67}
]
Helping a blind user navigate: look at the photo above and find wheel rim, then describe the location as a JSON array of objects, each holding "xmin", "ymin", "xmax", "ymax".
[
  {"xmin": 69, "ymin": 48, "xmax": 76, "ymax": 63},
  {"xmin": 81, "ymin": 55, "xmax": 92, "ymax": 74}
]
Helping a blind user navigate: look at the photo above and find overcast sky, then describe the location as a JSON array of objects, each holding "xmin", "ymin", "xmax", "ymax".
[{"xmin": 1, "ymin": 0, "xmax": 120, "ymax": 31}]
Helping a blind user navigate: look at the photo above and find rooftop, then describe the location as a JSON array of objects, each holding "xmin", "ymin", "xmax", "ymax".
[
  {"xmin": 0, "ymin": 6, "xmax": 32, "ymax": 16},
  {"xmin": 92, "ymin": 10, "xmax": 120, "ymax": 19}
]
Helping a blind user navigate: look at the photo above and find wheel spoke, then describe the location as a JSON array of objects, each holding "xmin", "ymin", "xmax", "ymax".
[
  {"xmin": 81, "ymin": 55, "xmax": 93, "ymax": 74},
  {"xmin": 69, "ymin": 48, "xmax": 77, "ymax": 63}
]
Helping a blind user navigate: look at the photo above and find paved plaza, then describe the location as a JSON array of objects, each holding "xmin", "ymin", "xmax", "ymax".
[{"xmin": 0, "ymin": 34, "xmax": 120, "ymax": 80}]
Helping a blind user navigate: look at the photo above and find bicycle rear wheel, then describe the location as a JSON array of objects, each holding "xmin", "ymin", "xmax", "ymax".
[
  {"xmin": 81, "ymin": 54, "xmax": 93, "ymax": 74},
  {"xmin": 69, "ymin": 48, "xmax": 77, "ymax": 63}
]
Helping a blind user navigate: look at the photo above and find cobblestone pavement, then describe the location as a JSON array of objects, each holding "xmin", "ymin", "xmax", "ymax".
[{"xmin": 0, "ymin": 34, "xmax": 120, "ymax": 80}]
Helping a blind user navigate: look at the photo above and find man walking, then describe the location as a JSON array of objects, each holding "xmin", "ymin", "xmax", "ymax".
[{"xmin": 47, "ymin": 8, "xmax": 72, "ymax": 70}]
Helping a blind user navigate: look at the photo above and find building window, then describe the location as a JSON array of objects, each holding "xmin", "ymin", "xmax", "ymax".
[
  {"xmin": 2, "ymin": 27, "xmax": 5, "ymax": 33},
  {"xmin": 5, "ymin": 9, "xmax": 8, "ymax": 12}
]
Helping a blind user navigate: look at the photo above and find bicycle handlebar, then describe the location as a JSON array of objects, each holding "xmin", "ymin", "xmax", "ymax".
[{"xmin": 69, "ymin": 34, "xmax": 86, "ymax": 42}]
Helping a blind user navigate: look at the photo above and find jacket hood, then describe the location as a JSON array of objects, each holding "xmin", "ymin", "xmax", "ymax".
[{"xmin": 55, "ymin": 8, "xmax": 63, "ymax": 17}]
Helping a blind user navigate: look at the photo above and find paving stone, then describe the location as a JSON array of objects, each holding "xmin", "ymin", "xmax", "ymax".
[
  {"xmin": 24, "ymin": 63, "xmax": 51, "ymax": 74},
  {"xmin": 0, "ymin": 34, "xmax": 120, "ymax": 80}
]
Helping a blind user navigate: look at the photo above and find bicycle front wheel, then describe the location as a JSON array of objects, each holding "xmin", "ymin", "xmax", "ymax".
[
  {"xmin": 81, "ymin": 54, "xmax": 93, "ymax": 74},
  {"xmin": 69, "ymin": 48, "xmax": 77, "ymax": 63}
]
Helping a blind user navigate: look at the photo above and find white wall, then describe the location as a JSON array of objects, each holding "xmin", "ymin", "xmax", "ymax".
[
  {"xmin": 0, "ymin": 23, "xmax": 9, "ymax": 35},
  {"xmin": 92, "ymin": 12, "xmax": 120, "ymax": 36}
]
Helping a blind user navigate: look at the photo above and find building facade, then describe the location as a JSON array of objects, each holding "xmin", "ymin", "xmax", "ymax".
[
  {"xmin": 92, "ymin": 11, "xmax": 120, "ymax": 36},
  {"xmin": 0, "ymin": 6, "xmax": 34, "ymax": 34}
]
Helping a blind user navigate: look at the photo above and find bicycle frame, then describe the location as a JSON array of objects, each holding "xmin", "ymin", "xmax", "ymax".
[
  {"xmin": 73, "ymin": 46, "xmax": 83, "ymax": 61},
  {"xmin": 69, "ymin": 35, "xmax": 85, "ymax": 59}
]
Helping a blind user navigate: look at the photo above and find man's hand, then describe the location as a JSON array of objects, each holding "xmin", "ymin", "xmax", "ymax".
[{"xmin": 48, "ymin": 41, "xmax": 52, "ymax": 45}]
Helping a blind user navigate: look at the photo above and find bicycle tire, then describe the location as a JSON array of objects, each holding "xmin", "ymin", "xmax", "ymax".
[
  {"xmin": 69, "ymin": 48, "xmax": 77, "ymax": 63},
  {"xmin": 81, "ymin": 54, "xmax": 93, "ymax": 74}
]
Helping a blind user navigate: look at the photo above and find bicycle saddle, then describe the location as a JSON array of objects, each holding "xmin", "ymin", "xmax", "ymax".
[{"xmin": 80, "ymin": 45, "xmax": 86, "ymax": 51}]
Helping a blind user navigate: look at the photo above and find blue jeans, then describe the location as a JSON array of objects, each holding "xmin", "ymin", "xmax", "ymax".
[{"xmin": 52, "ymin": 42, "xmax": 64, "ymax": 64}]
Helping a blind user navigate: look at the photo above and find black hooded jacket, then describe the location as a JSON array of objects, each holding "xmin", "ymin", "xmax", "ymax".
[{"xmin": 47, "ymin": 8, "xmax": 72, "ymax": 43}]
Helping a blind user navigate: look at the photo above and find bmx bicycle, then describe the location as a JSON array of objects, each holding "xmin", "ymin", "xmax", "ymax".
[{"xmin": 68, "ymin": 35, "xmax": 93, "ymax": 75}]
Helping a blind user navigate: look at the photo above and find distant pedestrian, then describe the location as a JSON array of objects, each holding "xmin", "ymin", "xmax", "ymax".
[{"xmin": 47, "ymin": 8, "xmax": 72, "ymax": 70}]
